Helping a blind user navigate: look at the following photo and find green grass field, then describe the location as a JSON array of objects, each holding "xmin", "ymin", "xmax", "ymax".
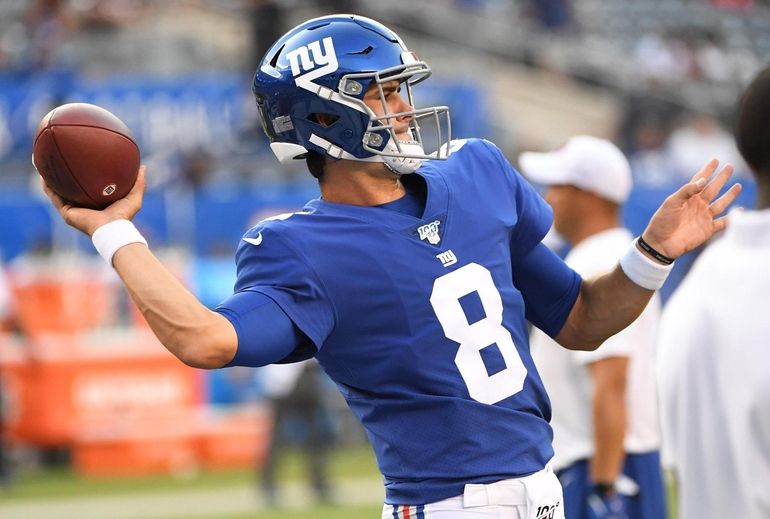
[
  {"xmin": 0, "ymin": 446, "xmax": 678, "ymax": 519},
  {"xmin": 172, "ymin": 503, "xmax": 383, "ymax": 519},
  {"xmin": 0, "ymin": 445, "xmax": 384, "ymax": 518},
  {"xmin": 1, "ymin": 445, "xmax": 378, "ymax": 499}
]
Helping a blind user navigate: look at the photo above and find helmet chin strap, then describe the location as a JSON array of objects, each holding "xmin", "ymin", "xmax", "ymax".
[
  {"xmin": 308, "ymin": 134, "xmax": 425, "ymax": 175},
  {"xmin": 381, "ymin": 141, "xmax": 424, "ymax": 175}
]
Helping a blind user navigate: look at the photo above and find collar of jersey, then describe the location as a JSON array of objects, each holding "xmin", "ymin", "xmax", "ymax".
[{"xmin": 306, "ymin": 168, "xmax": 450, "ymax": 231}]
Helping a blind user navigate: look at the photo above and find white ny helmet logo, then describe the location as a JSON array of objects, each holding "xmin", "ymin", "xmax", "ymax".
[{"xmin": 286, "ymin": 37, "xmax": 339, "ymax": 80}]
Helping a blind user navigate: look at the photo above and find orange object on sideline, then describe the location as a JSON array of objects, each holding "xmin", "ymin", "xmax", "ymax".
[
  {"xmin": 9, "ymin": 267, "xmax": 118, "ymax": 336},
  {"xmin": 72, "ymin": 405, "xmax": 272, "ymax": 476},
  {"xmin": 1, "ymin": 330, "xmax": 203, "ymax": 446},
  {"xmin": 195, "ymin": 405, "xmax": 272, "ymax": 470},
  {"xmin": 73, "ymin": 407, "xmax": 200, "ymax": 477},
  {"xmin": 0, "ymin": 335, "xmax": 27, "ymax": 442}
]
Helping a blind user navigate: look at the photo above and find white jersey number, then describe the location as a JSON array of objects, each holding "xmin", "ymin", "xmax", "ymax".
[{"xmin": 430, "ymin": 263, "xmax": 527, "ymax": 404}]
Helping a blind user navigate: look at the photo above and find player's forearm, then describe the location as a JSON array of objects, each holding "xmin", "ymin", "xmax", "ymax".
[
  {"xmin": 590, "ymin": 359, "xmax": 628, "ymax": 483},
  {"xmin": 556, "ymin": 265, "xmax": 654, "ymax": 350},
  {"xmin": 591, "ymin": 394, "xmax": 627, "ymax": 484},
  {"xmin": 112, "ymin": 243, "xmax": 237, "ymax": 368}
]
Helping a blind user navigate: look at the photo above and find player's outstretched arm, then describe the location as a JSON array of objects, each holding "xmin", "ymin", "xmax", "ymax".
[
  {"xmin": 42, "ymin": 167, "xmax": 238, "ymax": 368},
  {"xmin": 556, "ymin": 159, "xmax": 741, "ymax": 350}
]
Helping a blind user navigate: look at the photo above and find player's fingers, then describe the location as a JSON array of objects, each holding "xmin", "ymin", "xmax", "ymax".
[
  {"xmin": 670, "ymin": 159, "xmax": 719, "ymax": 204},
  {"xmin": 701, "ymin": 163, "xmax": 734, "ymax": 202},
  {"xmin": 672, "ymin": 174, "xmax": 708, "ymax": 203},
  {"xmin": 712, "ymin": 215, "xmax": 729, "ymax": 233},
  {"xmin": 127, "ymin": 165, "xmax": 147, "ymax": 199},
  {"xmin": 138, "ymin": 165, "xmax": 147, "ymax": 191},
  {"xmin": 41, "ymin": 181, "xmax": 67, "ymax": 211},
  {"xmin": 688, "ymin": 158, "xmax": 719, "ymax": 186},
  {"xmin": 40, "ymin": 178, "xmax": 99, "ymax": 232},
  {"xmin": 709, "ymin": 182, "xmax": 742, "ymax": 217}
]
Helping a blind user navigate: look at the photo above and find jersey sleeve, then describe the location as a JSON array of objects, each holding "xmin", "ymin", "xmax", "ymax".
[
  {"xmin": 216, "ymin": 291, "xmax": 309, "ymax": 367},
  {"xmin": 484, "ymin": 141, "xmax": 554, "ymax": 263},
  {"xmin": 216, "ymin": 224, "xmax": 335, "ymax": 360},
  {"xmin": 512, "ymin": 242, "xmax": 581, "ymax": 337}
]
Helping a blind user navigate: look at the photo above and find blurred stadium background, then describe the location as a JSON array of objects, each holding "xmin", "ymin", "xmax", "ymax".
[{"xmin": 0, "ymin": 0, "xmax": 764, "ymax": 517}]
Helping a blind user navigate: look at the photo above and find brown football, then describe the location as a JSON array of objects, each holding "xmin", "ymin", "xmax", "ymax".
[{"xmin": 32, "ymin": 103, "xmax": 140, "ymax": 209}]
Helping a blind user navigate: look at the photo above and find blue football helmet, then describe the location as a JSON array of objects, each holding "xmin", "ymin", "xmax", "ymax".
[{"xmin": 253, "ymin": 15, "xmax": 451, "ymax": 175}]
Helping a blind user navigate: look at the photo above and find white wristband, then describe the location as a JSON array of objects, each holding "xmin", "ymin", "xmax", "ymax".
[
  {"xmin": 91, "ymin": 219, "xmax": 148, "ymax": 266},
  {"xmin": 619, "ymin": 238, "xmax": 674, "ymax": 290}
]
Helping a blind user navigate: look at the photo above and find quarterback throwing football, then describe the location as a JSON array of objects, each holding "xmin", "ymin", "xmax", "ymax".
[{"xmin": 43, "ymin": 15, "xmax": 740, "ymax": 519}]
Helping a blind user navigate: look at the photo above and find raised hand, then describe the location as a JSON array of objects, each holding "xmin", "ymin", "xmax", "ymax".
[
  {"xmin": 641, "ymin": 159, "xmax": 742, "ymax": 260},
  {"xmin": 42, "ymin": 166, "xmax": 147, "ymax": 236}
]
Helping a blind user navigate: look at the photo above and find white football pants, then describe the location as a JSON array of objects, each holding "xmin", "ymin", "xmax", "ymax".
[{"xmin": 382, "ymin": 465, "xmax": 565, "ymax": 519}]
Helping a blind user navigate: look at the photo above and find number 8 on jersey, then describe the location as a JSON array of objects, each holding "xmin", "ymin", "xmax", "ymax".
[{"xmin": 430, "ymin": 263, "xmax": 527, "ymax": 405}]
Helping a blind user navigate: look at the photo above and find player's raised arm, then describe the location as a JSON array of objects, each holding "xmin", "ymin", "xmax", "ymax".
[
  {"xmin": 555, "ymin": 159, "xmax": 741, "ymax": 350},
  {"xmin": 42, "ymin": 167, "xmax": 238, "ymax": 368}
]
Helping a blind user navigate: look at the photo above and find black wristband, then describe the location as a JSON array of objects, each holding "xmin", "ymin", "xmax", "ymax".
[
  {"xmin": 594, "ymin": 482, "xmax": 615, "ymax": 496},
  {"xmin": 637, "ymin": 236, "xmax": 675, "ymax": 265}
]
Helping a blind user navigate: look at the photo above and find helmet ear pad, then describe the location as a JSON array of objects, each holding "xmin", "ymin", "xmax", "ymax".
[{"xmin": 292, "ymin": 99, "xmax": 391, "ymax": 159}]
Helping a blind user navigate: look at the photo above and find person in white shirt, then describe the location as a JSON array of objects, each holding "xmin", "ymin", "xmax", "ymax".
[
  {"xmin": 520, "ymin": 136, "xmax": 666, "ymax": 519},
  {"xmin": 656, "ymin": 66, "xmax": 770, "ymax": 519}
]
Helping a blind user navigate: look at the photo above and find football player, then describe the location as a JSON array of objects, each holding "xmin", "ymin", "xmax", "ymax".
[{"xmin": 43, "ymin": 15, "xmax": 740, "ymax": 519}]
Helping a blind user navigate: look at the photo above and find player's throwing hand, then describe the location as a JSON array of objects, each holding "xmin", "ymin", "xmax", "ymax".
[{"xmin": 42, "ymin": 166, "xmax": 147, "ymax": 237}]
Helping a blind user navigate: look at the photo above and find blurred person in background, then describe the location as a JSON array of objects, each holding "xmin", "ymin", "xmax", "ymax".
[
  {"xmin": 657, "ymin": 65, "xmax": 770, "ymax": 519},
  {"xmin": 72, "ymin": 0, "xmax": 147, "ymax": 30},
  {"xmin": 520, "ymin": 137, "xmax": 666, "ymax": 519},
  {"xmin": 260, "ymin": 360, "xmax": 333, "ymax": 506},
  {"xmin": 667, "ymin": 111, "xmax": 746, "ymax": 183},
  {"xmin": 623, "ymin": 118, "xmax": 677, "ymax": 190},
  {"xmin": 41, "ymin": 14, "xmax": 741, "ymax": 518},
  {"xmin": 247, "ymin": 0, "xmax": 287, "ymax": 74},
  {"xmin": 529, "ymin": 0, "xmax": 572, "ymax": 32},
  {"xmin": 616, "ymin": 80, "xmax": 682, "ymax": 189},
  {"xmin": 631, "ymin": 32, "xmax": 693, "ymax": 88},
  {"xmin": 692, "ymin": 31, "xmax": 732, "ymax": 84},
  {"xmin": 23, "ymin": 0, "xmax": 77, "ymax": 70}
]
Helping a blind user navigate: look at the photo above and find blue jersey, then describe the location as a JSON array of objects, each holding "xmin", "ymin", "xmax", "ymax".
[{"xmin": 220, "ymin": 139, "xmax": 581, "ymax": 504}]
